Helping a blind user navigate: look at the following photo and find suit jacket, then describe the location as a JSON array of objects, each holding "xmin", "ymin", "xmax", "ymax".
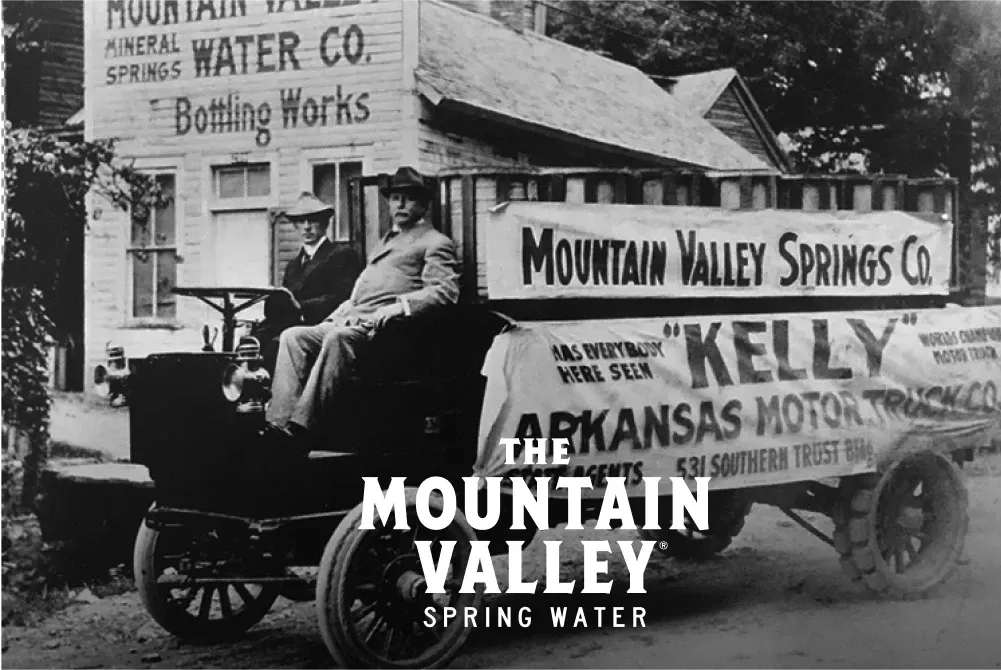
[
  {"xmin": 330, "ymin": 221, "xmax": 461, "ymax": 320},
  {"xmin": 283, "ymin": 238, "xmax": 362, "ymax": 325}
]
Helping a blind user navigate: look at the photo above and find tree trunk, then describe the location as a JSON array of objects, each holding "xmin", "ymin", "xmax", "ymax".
[{"xmin": 948, "ymin": 67, "xmax": 981, "ymax": 303}]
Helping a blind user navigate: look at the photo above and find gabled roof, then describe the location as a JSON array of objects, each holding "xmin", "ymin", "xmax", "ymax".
[
  {"xmin": 416, "ymin": 0, "xmax": 778, "ymax": 175},
  {"xmin": 669, "ymin": 68, "xmax": 738, "ymax": 117},
  {"xmin": 670, "ymin": 67, "xmax": 792, "ymax": 173}
]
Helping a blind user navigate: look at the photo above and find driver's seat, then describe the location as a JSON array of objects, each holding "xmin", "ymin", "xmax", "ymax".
[{"xmin": 308, "ymin": 305, "xmax": 510, "ymax": 458}]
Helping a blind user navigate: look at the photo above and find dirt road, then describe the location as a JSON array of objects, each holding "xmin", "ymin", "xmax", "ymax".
[
  {"xmin": 3, "ymin": 470, "xmax": 999, "ymax": 669},
  {"xmin": 48, "ymin": 392, "xmax": 130, "ymax": 461}
]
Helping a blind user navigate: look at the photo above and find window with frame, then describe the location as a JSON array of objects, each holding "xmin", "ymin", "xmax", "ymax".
[
  {"xmin": 129, "ymin": 173, "xmax": 177, "ymax": 319},
  {"xmin": 312, "ymin": 161, "xmax": 362, "ymax": 241},
  {"xmin": 213, "ymin": 163, "xmax": 271, "ymax": 199}
]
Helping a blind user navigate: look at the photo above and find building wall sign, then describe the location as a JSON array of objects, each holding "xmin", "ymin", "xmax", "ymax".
[{"xmin": 88, "ymin": 0, "xmax": 391, "ymax": 150}]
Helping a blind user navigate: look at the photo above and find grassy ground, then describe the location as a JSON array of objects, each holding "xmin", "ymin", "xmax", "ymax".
[
  {"xmin": 2, "ymin": 393, "xmax": 131, "ymax": 629},
  {"xmin": 1, "ymin": 515, "xmax": 135, "ymax": 628}
]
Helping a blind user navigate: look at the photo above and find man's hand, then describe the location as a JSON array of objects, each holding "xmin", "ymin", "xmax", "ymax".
[
  {"xmin": 323, "ymin": 300, "xmax": 353, "ymax": 323},
  {"xmin": 371, "ymin": 303, "xmax": 405, "ymax": 329},
  {"xmin": 342, "ymin": 315, "xmax": 373, "ymax": 327}
]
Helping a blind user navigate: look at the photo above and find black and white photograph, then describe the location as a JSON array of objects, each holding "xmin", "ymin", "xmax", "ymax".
[{"xmin": 2, "ymin": 0, "xmax": 1000, "ymax": 667}]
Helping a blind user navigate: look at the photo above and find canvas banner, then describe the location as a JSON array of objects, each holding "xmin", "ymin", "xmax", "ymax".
[
  {"xmin": 474, "ymin": 306, "xmax": 1001, "ymax": 496},
  {"xmin": 485, "ymin": 202, "xmax": 954, "ymax": 299}
]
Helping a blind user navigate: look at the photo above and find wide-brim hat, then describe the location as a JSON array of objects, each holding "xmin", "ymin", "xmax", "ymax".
[
  {"xmin": 285, "ymin": 191, "xmax": 334, "ymax": 219},
  {"xmin": 380, "ymin": 166, "xmax": 432, "ymax": 200}
]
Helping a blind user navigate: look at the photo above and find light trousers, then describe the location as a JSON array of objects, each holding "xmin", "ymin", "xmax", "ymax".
[{"xmin": 265, "ymin": 321, "xmax": 373, "ymax": 431}]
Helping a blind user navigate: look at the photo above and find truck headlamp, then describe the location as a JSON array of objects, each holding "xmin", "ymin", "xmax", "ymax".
[{"xmin": 221, "ymin": 336, "xmax": 271, "ymax": 414}]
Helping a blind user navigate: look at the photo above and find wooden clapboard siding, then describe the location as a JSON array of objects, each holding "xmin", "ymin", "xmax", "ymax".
[
  {"xmin": 417, "ymin": 122, "xmax": 528, "ymax": 172},
  {"xmin": 437, "ymin": 0, "xmax": 536, "ymax": 33},
  {"xmin": 38, "ymin": 13, "xmax": 85, "ymax": 128},
  {"xmin": 38, "ymin": 45, "xmax": 85, "ymax": 128},
  {"xmin": 82, "ymin": 0, "xmax": 407, "ymax": 379},
  {"xmin": 704, "ymin": 86, "xmax": 774, "ymax": 170},
  {"xmin": 669, "ymin": 68, "xmax": 790, "ymax": 174},
  {"xmin": 86, "ymin": 2, "xmax": 403, "ymax": 147},
  {"xmin": 415, "ymin": 102, "xmax": 652, "ymax": 170}
]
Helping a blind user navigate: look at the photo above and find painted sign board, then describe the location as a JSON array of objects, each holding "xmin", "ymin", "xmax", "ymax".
[
  {"xmin": 86, "ymin": 0, "xmax": 398, "ymax": 150},
  {"xmin": 474, "ymin": 306, "xmax": 1001, "ymax": 496},
  {"xmin": 485, "ymin": 202, "xmax": 953, "ymax": 300}
]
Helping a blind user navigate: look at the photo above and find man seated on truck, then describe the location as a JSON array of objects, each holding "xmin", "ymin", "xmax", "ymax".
[
  {"xmin": 265, "ymin": 166, "xmax": 460, "ymax": 449},
  {"xmin": 254, "ymin": 191, "xmax": 362, "ymax": 370}
]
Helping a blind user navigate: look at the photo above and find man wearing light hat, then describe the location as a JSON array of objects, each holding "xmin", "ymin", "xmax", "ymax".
[
  {"xmin": 266, "ymin": 166, "xmax": 460, "ymax": 444},
  {"xmin": 279, "ymin": 191, "xmax": 361, "ymax": 325},
  {"xmin": 254, "ymin": 191, "xmax": 361, "ymax": 368}
]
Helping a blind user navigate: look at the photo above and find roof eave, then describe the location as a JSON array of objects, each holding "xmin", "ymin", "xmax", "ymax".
[
  {"xmin": 673, "ymin": 68, "xmax": 793, "ymax": 174},
  {"xmin": 419, "ymin": 88, "xmax": 776, "ymax": 175},
  {"xmin": 728, "ymin": 76, "xmax": 794, "ymax": 174},
  {"xmin": 415, "ymin": 79, "xmax": 444, "ymax": 107},
  {"xmin": 698, "ymin": 68, "xmax": 737, "ymax": 116},
  {"xmin": 671, "ymin": 67, "xmax": 737, "ymax": 116}
]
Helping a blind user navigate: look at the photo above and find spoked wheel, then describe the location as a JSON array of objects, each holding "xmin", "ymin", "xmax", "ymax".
[
  {"xmin": 133, "ymin": 512, "xmax": 279, "ymax": 639},
  {"xmin": 316, "ymin": 488, "xmax": 483, "ymax": 669},
  {"xmin": 277, "ymin": 567, "xmax": 319, "ymax": 602},
  {"xmin": 639, "ymin": 490, "xmax": 752, "ymax": 561},
  {"xmin": 834, "ymin": 451, "xmax": 969, "ymax": 595}
]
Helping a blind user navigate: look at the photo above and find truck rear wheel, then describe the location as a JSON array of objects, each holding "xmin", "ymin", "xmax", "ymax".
[{"xmin": 833, "ymin": 452, "xmax": 968, "ymax": 595}]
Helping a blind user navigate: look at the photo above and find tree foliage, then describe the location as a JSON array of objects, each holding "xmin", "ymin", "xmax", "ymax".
[
  {"xmin": 2, "ymin": 127, "xmax": 166, "ymax": 508},
  {"xmin": 547, "ymin": 0, "xmax": 1001, "ymax": 282},
  {"xmin": 549, "ymin": 2, "xmax": 998, "ymax": 171},
  {"xmin": 3, "ymin": 0, "xmax": 48, "ymax": 128}
]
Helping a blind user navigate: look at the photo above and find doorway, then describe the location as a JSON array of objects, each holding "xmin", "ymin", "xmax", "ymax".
[{"xmin": 213, "ymin": 209, "xmax": 270, "ymax": 322}]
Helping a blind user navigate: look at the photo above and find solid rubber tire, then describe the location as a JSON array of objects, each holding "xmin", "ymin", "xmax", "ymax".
[{"xmin": 832, "ymin": 453, "xmax": 968, "ymax": 596}]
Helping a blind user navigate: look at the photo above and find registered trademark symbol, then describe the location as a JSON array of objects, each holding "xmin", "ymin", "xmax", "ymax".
[{"xmin": 657, "ymin": 540, "xmax": 669, "ymax": 552}]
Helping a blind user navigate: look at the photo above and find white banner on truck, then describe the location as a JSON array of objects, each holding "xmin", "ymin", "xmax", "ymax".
[
  {"xmin": 485, "ymin": 202, "xmax": 953, "ymax": 299},
  {"xmin": 474, "ymin": 306, "xmax": 1001, "ymax": 495}
]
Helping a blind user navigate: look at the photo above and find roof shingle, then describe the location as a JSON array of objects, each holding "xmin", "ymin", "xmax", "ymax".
[
  {"xmin": 416, "ymin": 0, "xmax": 777, "ymax": 174},
  {"xmin": 669, "ymin": 67, "xmax": 740, "ymax": 117}
]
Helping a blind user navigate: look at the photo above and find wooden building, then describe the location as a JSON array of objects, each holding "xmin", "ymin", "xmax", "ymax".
[
  {"xmin": 7, "ymin": 0, "xmax": 84, "ymax": 129},
  {"xmin": 6, "ymin": 0, "xmax": 87, "ymax": 391},
  {"xmin": 668, "ymin": 67, "xmax": 792, "ymax": 174},
  {"xmin": 80, "ymin": 0, "xmax": 958, "ymax": 388}
]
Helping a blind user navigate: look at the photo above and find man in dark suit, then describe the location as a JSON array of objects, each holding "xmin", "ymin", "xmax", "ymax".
[
  {"xmin": 266, "ymin": 166, "xmax": 460, "ymax": 443},
  {"xmin": 255, "ymin": 192, "xmax": 361, "ymax": 369},
  {"xmin": 279, "ymin": 192, "xmax": 361, "ymax": 325}
]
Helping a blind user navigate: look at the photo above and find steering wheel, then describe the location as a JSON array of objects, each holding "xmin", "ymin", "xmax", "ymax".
[{"xmin": 172, "ymin": 286, "xmax": 294, "ymax": 352}]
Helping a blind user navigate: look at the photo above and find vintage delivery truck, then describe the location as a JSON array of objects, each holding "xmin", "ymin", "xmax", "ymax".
[{"xmin": 111, "ymin": 167, "xmax": 1000, "ymax": 669}]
